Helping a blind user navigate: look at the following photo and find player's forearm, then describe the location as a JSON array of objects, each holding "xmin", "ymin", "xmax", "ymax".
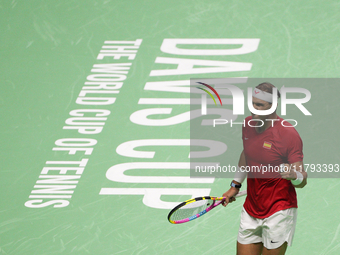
[
  {"xmin": 233, "ymin": 151, "xmax": 247, "ymax": 185},
  {"xmin": 238, "ymin": 150, "xmax": 247, "ymax": 168}
]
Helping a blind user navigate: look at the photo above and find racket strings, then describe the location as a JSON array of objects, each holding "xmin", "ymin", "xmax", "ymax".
[{"xmin": 170, "ymin": 199, "xmax": 215, "ymax": 221}]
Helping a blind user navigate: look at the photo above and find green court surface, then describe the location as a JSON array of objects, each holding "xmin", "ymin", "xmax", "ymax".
[{"xmin": 1, "ymin": 1, "xmax": 340, "ymax": 254}]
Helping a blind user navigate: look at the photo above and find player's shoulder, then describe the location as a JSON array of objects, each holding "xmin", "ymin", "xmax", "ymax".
[{"xmin": 276, "ymin": 116, "xmax": 301, "ymax": 138}]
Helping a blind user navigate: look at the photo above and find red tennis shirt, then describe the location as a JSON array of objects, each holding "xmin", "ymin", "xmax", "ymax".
[{"xmin": 242, "ymin": 116, "xmax": 303, "ymax": 218}]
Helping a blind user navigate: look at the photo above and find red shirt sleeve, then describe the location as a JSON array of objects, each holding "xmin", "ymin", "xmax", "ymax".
[{"xmin": 283, "ymin": 128, "xmax": 304, "ymax": 164}]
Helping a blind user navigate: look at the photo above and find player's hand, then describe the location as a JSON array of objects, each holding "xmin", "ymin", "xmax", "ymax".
[
  {"xmin": 222, "ymin": 188, "xmax": 239, "ymax": 207},
  {"xmin": 280, "ymin": 163, "xmax": 297, "ymax": 180}
]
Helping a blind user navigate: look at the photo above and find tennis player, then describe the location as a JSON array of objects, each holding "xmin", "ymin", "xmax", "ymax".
[{"xmin": 222, "ymin": 82, "xmax": 307, "ymax": 255}]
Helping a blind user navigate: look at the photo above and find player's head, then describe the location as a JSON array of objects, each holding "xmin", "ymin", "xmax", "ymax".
[{"xmin": 251, "ymin": 82, "xmax": 280, "ymax": 120}]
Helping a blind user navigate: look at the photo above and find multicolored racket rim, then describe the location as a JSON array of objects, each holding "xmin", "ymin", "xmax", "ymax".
[
  {"xmin": 167, "ymin": 196, "xmax": 225, "ymax": 224},
  {"xmin": 167, "ymin": 190, "xmax": 247, "ymax": 224}
]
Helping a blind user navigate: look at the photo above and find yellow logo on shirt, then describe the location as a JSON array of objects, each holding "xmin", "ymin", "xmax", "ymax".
[{"xmin": 263, "ymin": 141, "xmax": 272, "ymax": 149}]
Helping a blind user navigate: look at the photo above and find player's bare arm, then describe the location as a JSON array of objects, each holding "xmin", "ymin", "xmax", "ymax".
[
  {"xmin": 280, "ymin": 161, "xmax": 307, "ymax": 188},
  {"xmin": 222, "ymin": 150, "xmax": 247, "ymax": 207}
]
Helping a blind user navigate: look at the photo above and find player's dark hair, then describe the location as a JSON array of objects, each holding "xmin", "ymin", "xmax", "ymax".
[{"xmin": 256, "ymin": 82, "xmax": 281, "ymax": 100}]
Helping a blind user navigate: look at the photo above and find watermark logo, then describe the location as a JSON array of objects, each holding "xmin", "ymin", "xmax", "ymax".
[
  {"xmin": 196, "ymin": 82, "xmax": 222, "ymax": 115},
  {"xmin": 197, "ymin": 83, "xmax": 311, "ymax": 117}
]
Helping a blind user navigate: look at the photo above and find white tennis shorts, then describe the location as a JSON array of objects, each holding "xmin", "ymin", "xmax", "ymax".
[{"xmin": 237, "ymin": 207, "xmax": 297, "ymax": 249}]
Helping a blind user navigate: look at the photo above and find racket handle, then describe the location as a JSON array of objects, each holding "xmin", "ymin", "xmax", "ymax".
[{"xmin": 235, "ymin": 190, "xmax": 247, "ymax": 197}]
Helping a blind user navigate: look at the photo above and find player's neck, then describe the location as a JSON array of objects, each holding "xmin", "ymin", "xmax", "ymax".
[{"xmin": 255, "ymin": 113, "xmax": 278, "ymax": 133}]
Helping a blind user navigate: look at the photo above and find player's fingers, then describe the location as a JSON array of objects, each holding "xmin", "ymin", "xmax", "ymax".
[
  {"xmin": 280, "ymin": 169, "xmax": 290, "ymax": 177},
  {"xmin": 280, "ymin": 169, "xmax": 295, "ymax": 179},
  {"xmin": 222, "ymin": 196, "xmax": 237, "ymax": 206},
  {"xmin": 222, "ymin": 197, "xmax": 230, "ymax": 207}
]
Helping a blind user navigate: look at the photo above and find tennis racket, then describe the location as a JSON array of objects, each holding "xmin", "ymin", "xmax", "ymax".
[{"xmin": 168, "ymin": 190, "xmax": 247, "ymax": 224}]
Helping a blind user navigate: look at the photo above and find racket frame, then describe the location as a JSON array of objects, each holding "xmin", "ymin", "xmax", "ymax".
[{"xmin": 168, "ymin": 190, "xmax": 247, "ymax": 224}]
